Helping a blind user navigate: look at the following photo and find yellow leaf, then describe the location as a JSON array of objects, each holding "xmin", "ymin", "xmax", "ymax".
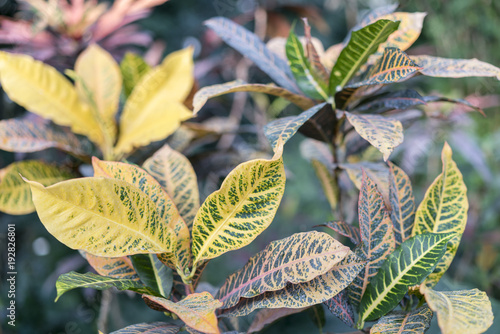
[
  {"xmin": 412, "ymin": 143, "xmax": 468, "ymax": 287},
  {"xmin": 115, "ymin": 48, "xmax": 195, "ymax": 156},
  {"xmin": 143, "ymin": 292, "xmax": 222, "ymax": 334},
  {"xmin": 83, "ymin": 252, "xmax": 139, "ymax": 281},
  {"xmin": 0, "ymin": 51, "xmax": 104, "ymax": 147},
  {"xmin": 25, "ymin": 177, "xmax": 174, "ymax": 257}
]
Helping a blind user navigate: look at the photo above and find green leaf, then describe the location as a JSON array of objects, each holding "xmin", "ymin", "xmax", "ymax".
[
  {"xmin": 329, "ymin": 19, "xmax": 400, "ymax": 94},
  {"xmin": 370, "ymin": 305, "xmax": 433, "ymax": 334},
  {"xmin": 216, "ymin": 231, "xmax": 350, "ymax": 309},
  {"xmin": 286, "ymin": 29, "xmax": 329, "ymax": 100},
  {"xmin": 0, "ymin": 160, "xmax": 75, "ymax": 215},
  {"xmin": 342, "ymin": 4, "xmax": 399, "ymax": 44},
  {"xmin": 358, "ymin": 233, "xmax": 453, "ymax": 326},
  {"xmin": 55, "ymin": 271, "xmax": 160, "ymax": 302},
  {"xmin": 324, "ymin": 290, "xmax": 355, "ymax": 327},
  {"xmin": 388, "ymin": 162, "xmax": 415, "ymax": 246},
  {"xmin": 131, "ymin": 254, "xmax": 173, "ymax": 298},
  {"xmin": 110, "ymin": 322, "xmax": 180, "ymax": 334},
  {"xmin": 412, "ymin": 143, "xmax": 468, "ymax": 287},
  {"xmin": 411, "ymin": 55, "xmax": 500, "ymax": 80},
  {"xmin": 204, "ymin": 17, "xmax": 299, "ymax": 94},
  {"xmin": 302, "ymin": 18, "xmax": 329, "ymax": 83},
  {"xmin": 120, "ymin": 52, "xmax": 151, "ymax": 98},
  {"xmin": 320, "ymin": 221, "xmax": 361, "ymax": 245},
  {"xmin": 264, "ymin": 102, "xmax": 327, "ymax": 153},
  {"xmin": 83, "ymin": 253, "xmax": 139, "ymax": 280}
]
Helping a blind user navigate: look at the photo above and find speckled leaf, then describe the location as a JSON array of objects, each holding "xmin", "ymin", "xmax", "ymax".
[
  {"xmin": 143, "ymin": 292, "xmax": 222, "ymax": 334},
  {"xmin": 193, "ymin": 80, "xmax": 314, "ymax": 113},
  {"xmin": 131, "ymin": 254, "xmax": 173, "ymax": 298},
  {"xmin": 286, "ymin": 29, "xmax": 329, "ymax": 100},
  {"xmin": 264, "ymin": 102, "xmax": 327, "ymax": 153},
  {"xmin": 343, "ymin": 4, "xmax": 399, "ymax": 45},
  {"xmin": 83, "ymin": 253, "xmax": 139, "ymax": 280},
  {"xmin": 412, "ymin": 143, "xmax": 468, "ymax": 287},
  {"xmin": 55, "ymin": 271, "xmax": 160, "ymax": 302},
  {"xmin": 311, "ymin": 159, "xmax": 338, "ymax": 211},
  {"xmin": 25, "ymin": 177, "xmax": 174, "ymax": 257},
  {"xmin": 324, "ymin": 290, "xmax": 356, "ymax": 327},
  {"xmin": 421, "ymin": 287, "xmax": 493, "ymax": 334},
  {"xmin": 204, "ymin": 17, "xmax": 299, "ymax": 94},
  {"xmin": 0, "ymin": 161, "xmax": 75, "ymax": 215},
  {"xmin": 348, "ymin": 173, "xmax": 395, "ymax": 310},
  {"xmin": 388, "ymin": 162, "xmax": 415, "ymax": 246},
  {"xmin": 329, "ymin": 20, "xmax": 400, "ymax": 94},
  {"xmin": 353, "ymin": 89, "xmax": 425, "ymax": 114},
  {"xmin": 217, "ymin": 231, "xmax": 350, "ymax": 309},
  {"xmin": 370, "ymin": 305, "xmax": 433, "ymax": 334},
  {"xmin": 221, "ymin": 252, "xmax": 364, "ymax": 317},
  {"xmin": 321, "ymin": 221, "xmax": 361, "ymax": 245},
  {"xmin": 120, "ymin": 52, "xmax": 151, "ymax": 98},
  {"xmin": 303, "ymin": 18, "xmax": 329, "ymax": 82},
  {"xmin": 358, "ymin": 233, "xmax": 453, "ymax": 327},
  {"xmin": 143, "ymin": 144, "xmax": 200, "ymax": 228},
  {"xmin": 111, "ymin": 322, "xmax": 180, "ymax": 334},
  {"xmin": 345, "ymin": 112, "xmax": 404, "ymax": 161},
  {"xmin": 247, "ymin": 307, "xmax": 308, "ymax": 333},
  {"xmin": 191, "ymin": 148, "xmax": 286, "ymax": 266},
  {"xmin": 411, "ymin": 55, "xmax": 500, "ymax": 79}
]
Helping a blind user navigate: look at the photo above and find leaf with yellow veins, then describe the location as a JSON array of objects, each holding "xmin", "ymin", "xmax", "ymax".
[
  {"xmin": 143, "ymin": 292, "xmax": 222, "ymax": 334},
  {"xmin": 411, "ymin": 55, "xmax": 500, "ymax": 80},
  {"xmin": 110, "ymin": 322, "xmax": 180, "ymax": 333},
  {"xmin": 0, "ymin": 51, "xmax": 104, "ymax": 147},
  {"xmin": 412, "ymin": 142, "xmax": 468, "ymax": 287},
  {"xmin": 115, "ymin": 48, "xmax": 194, "ymax": 156},
  {"xmin": 388, "ymin": 162, "xmax": 415, "ymax": 246},
  {"xmin": 370, "ymin": 305, "xmax": 433, "ymax": 334},
  {"xmin": 82, "ymin": 252, "xmax": 139, "ymax": 281},
  {"xmin": 25, "ymin": 177, "xmax": 174, "ymax": 257},
  {"xmin": 191, "ymin": 146, "xmax": 286, "ymax": 266}
]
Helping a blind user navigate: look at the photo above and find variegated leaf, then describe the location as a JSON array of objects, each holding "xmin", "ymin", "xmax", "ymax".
[
  {"xmin": 221, "ymin": 252, "xmax": 364, "ymax": 317},
  {"xmin": 358, "ymin": 233, "xmax": 453, "ymax": 327},
  {"xmin": 421, "ymin": 287, "xmax": 493, "ymax": 334},
  {"xmin": 348, "ymin": 173, "xmax": 395, "ymax": 310},
  {"xmin": 341, "ymin": 162, "xmax": 390, "ymax": 208},
  {"xmin": 193, "ymin": 80, "xmax": 314, "ymax": 113},
  {"xmin": 143, "ymin": 292, "xmax": 222, "ymax": 334},
  {"xmin": 110, "ymin": 322, "xmax": 180, "ymax": 334},
  {"xmin": 217, "ymin": 231, "xmax": 350, "ymax": 309},
  {"xmin": 247, "ymin": 307, "xmax": 308, "ymax": 333},
  {"xmin": 131, "ymin": 254, "xmax": 173, "ymax": 298},
  {"xmin": 324, "ymin": 290, "xmax": 356, "ymax": 328},
  {"xmin": 311, "ymin": 159, "xmax": 338, "ymax": 211},
  {"xmin": 55, "ymin": 271, "xmax": 160, "ymax": 302},
  {"xmin": 321, "ymin": 221, "xmax": 361, "ymax": 245},
  {"xmin": 411, "ymin": 55, "xmax": 500, "ymax": 79},
  {"xmin": 303, "ymin": 18, "xmax": 329, "ymax": 82},
  {"xmin": 343, "ymin": 4, "xmax": 399, "ymax": 45},
  {"xmin": 25, "ymin": 177, "xmax": 174, "ymax": 257},
  {"xmin": 83, "ymin": 253, "xmax": 139, "ymax": 280},
  {"xmin": 388, "ymin": 162, "xmax": 415, "ymax": 246},
  {"xmin": 412, "ymin": 143, "xmax": 468, "ymax": 287},
  {"xmin": 264, "ymin": 103, "xmax": 327, "ymax": 153},
  {"xmin": 143, "ymin": 144, "xmax": 200, "ymax": 228},
  {"xmin": 120, "ymin": 52, "xmax": 151, "ymax": 98},
  {"xmin": 0, "ymin": 160, "xmax": 75, "ymax": 215},
  {"xmin": 370, "ymin": 305, "xmax": 433, "ymax": 334},
  {"xmin": 204, "ymin": 17, "xmax": 299, "ymax": 94},
  {"xmin": 345, "ymin": 112, "xmax": 404, "ymax": 161},
  {"xmin": 191, "ymin": 148, "xmax": 286, "ymax": 266}
]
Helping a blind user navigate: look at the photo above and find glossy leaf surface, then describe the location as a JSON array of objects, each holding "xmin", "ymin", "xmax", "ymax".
[{"xmin": 131, "ymin": 254, "xmax": 173, "ymax": 298}]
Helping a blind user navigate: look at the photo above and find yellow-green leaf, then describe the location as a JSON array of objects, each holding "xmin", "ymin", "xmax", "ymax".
[
  {"xmin": 110, "ymin": 322, "xmax": 180, "ymax": 334},
  {"xmin": 83, "ymin": 252, "xmax": 139, "ymax": 281},
  {"xmin": 217, "ymin": 231, "xmax": 350, "ymax": 309},
  {"xmin": 120, "ymin": 52, "xmax": 151, "ymax": 98},
  {"xmin": 412, "ymin": 143, "xmax": 468, "ymax": 287},
  {"xmin": 388, "ymin": 162, "xmax": 415, "ymax": 246},
  {"xmin": 0, "ymin": 51, "xmax": 104, "ymax": 147},
  {"xmin": 421, "ymin": 287, "xmax": 493, "ymax": 334},
  {"xmin": 345, "ymin": 112, "xmax": 404, "ymax": 161},
  {"xmin": 0, "ymin": 160, "xmax": 75, "ymax": 215},
  {"xmin": 191, "ymin": 148, "xmax": 286, "ymax": 266},
  {"xmin": 143, "ymin": 292, "xmax": 222, "ymax": 334},
  {"xmin": 370, "ymin": 305, "xmax": 433, "ymax": 334},
  {"xmin": 25, "ymin": 177, "xmax": 173, "ymax": 257},
  {"xmin": 115, "ymin": 48, "xmax": 194, "ymax": 156},
  {"xmin": 411, "ymin": 55, "xmax": 500, "ymax": 80}
]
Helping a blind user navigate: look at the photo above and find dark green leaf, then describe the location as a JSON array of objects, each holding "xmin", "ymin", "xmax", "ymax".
[
  {"xmin": 354, "ymin": 89, "xmax": 425, "ymax": 114},
  {"xmin": 131, "ymin": 254, "xmax": 173, "ymax": 298},
  {"xmin": 324, "ymin": 290, "xmax": 356, "ymax": 327}
]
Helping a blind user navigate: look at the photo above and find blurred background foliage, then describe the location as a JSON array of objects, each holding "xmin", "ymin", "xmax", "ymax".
[{"xmin": 0, "ymin": 0, "xmax": 499, "ymax": 333}]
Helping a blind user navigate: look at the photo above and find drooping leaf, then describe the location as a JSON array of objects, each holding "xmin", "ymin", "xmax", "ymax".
[
  {"xmin": 329, "ymin": 20, "xmax": 400, "ymax": 94},
  {"xmin": 217, "ymin": 231, "xmax": 350, "ymax": 309},
  {"xmin": 311, "ymin": 159, "xmax": 338, "ymax": 211},
  {"xmin": 143, "ymin": 144, "xmax": 200, "ymax": 228},
  {"xmin": 83, "ymin": 253, "xmax": 139, "ymax": 280},
  {"xmin": 421, "ymin": 287, "xmax": 493, "ymax": 334},
  {"xmin": 25, "ymin": 177, "xmax": 174, "ymax": 257},
  {"xmin": 204, "ymin": 17, "xmax": 299, "ymax": 94},
  {"xmin": 0, "ymin": 116, "xmax": 91, "ymax": 156},
  {"xmin": 423, "ymin": 95, "xmax": 485, "ymax": 116},
  {"xmin": 192, "ymin": 80, "xmax": 314, "ymax": 113},
  {"xmin": 143, "ymin": 293, "xmax": 222, "ymax": 334},
  {"xmin": 191, "ymin": 149, "xmax": 286, "ymax": 266},
  {"xmin": 320, "ymin": 221, "xmax": 361, "ymax": 245},
  {"xmin": 115, "ymin": 48, "xmax": 194, "ymax": 156},
  {"xmin": 0, "ymin": 51, "xmax": 104, "ymax": 147},
  {"xmin": 345, "ymin": 112, "xmax": 404, "ymax": 161},
  {"xmin": 412, "ymin": 143, "xmax": 468, "ymax": 287},
  {"xmin": 358, "ymin": 233, "xmax": 453, "ymax": 326},
  {"xmin": 264, "ymin": 102, "xmax": 327, "ymax": 153},
  {"xmin": 353, "ymin": 89, "xmax": 425, "ymax": 114},
  {"xmin": 324, "ymin": 290, "xmax": 356, "ymax": 328},
  {"xmin": 247, "ymin": 307, "xmax": 308, "ymax": 333},
  {"xmin": 221, "ymin": 252, "xmax": 364, "ymax": 317},
  {"xmin": 0, "ymin": 161, "xmax": 75, "ymax": 215},
  {"xmin": 370, "ymin": 305, "xmax": 433, "ymax": 334},
  {"xmin": 55, "ymin": 271, "xmax": 160, "ymax": 302},
  {"xmin": 286, "ymin": 29, "xmax": 329, "ymax": 100},
  {"xmin": 388, "ymin": 162, "xmax": 415, "ymax": 246},
  {"xmin": 110, "ymin": 322, "xmax": 180, "ymax": 334},
  {"xmin": 348, "ymin": 173, "xmax": 395, "ymax": 310},
  {"xmin": 411, "ymin": 55, "xmax": 500, "ymax": 80},
  {"xmin": 131, "ymin": 254, "xmax": 173, "ymax": 298},
  {"xmin": 120, "ymin": 52, "xmax": 151, "ymax": 98}
]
